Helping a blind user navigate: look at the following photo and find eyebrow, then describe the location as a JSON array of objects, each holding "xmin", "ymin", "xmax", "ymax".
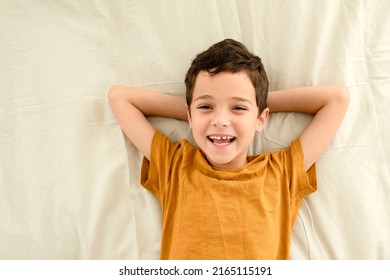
[
  {"xmin": 193, "ymin": 94, "xmax": 253, "ymax": 104},
  {"xmin": 193, "ymin": 94, "xmax": 213, "ymax": 102},
  {"xmin": 232, "ymin": 97, "xmax": 253, "ymax": 104}
]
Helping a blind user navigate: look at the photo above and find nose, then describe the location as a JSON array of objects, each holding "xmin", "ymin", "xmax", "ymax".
[{"xmin": 211, "ymin": 109, "xmax": 230, "ymax": 127}]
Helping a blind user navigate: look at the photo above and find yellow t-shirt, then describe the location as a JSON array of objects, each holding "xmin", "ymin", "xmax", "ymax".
[{"xmin": 141, "ymin": 130, "xmax": 317, "ymax": 260}]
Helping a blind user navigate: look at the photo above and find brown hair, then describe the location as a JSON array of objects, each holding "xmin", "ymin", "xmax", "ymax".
[{"xmin": 184, "ymin": 39, "xmax": 269, "ymax": 115}]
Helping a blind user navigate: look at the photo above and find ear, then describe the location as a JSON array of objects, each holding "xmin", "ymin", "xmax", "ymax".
[
  {"xmin": 256, "ymin": 108, "xmax": 269, "ymax": 132},
  {"xmin": 186, "ymin": 104, "xmax": 193, "ymax": 128}
]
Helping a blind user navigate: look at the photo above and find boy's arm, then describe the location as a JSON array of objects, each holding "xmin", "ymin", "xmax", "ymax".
[
  {"xmin": 108, "ymin": 86, "xmax": 187, "ymax": 160},
  {"xmin": 267, "ymin": 86, "xmax": 349, "ymax": 171}
]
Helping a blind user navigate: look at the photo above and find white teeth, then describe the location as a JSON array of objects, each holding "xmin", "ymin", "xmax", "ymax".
[
  {"xmin": 209, "ymin": 135, "xmax": 234, "ymax": 140},
  {"xmin": 208, "ymin": 135, "xmax": 236, "ymax": 147}
]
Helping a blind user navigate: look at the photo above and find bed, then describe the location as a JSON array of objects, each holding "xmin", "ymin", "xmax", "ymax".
[{"xmin": 0, "ymin": 0, "xmax": 389, "ymax": 259}]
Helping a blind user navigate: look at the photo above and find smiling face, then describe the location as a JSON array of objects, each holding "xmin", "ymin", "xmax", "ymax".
[{"xmin": 187, "ymin": 71, "xmax": 269, "ymax": 170}]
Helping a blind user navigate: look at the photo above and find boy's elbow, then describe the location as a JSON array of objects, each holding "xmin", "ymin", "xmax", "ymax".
[
  {"xmin": 108, "ymin": 86, "xmax": 119, "ymax": 103},
  {"xmin": 108, "ymin": 86, "xmax": 136, "ymax": 103},
  {"xmin": 334, "ymin": 86, "xmax": 349, "ymax": 110},
  {"xmin": 108, "ymin": 86, "xmax": 129, "ymax": 105},
  {"xmin": 339, "ymin": 86, "xmax": 349, "ymax": 101}
]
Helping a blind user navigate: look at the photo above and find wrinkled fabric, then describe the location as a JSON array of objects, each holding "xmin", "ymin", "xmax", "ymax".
[{"xmin": 0, "ymin": 0, "xmax": 389, "ymax": 259}]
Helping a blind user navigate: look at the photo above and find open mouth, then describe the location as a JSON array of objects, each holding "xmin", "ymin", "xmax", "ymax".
[{"xmin": 207, "ymin": 135, "xmax": 236, "ymax": 146}]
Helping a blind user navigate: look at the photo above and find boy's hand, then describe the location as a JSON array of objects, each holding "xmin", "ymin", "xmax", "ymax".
[
  {"xmin": 267, "ymin": 86, "xmax": 349, "ymax": 171},
  {"xmin": 108, "ymin": 86, "xmax": 187, "ymax": 160}
]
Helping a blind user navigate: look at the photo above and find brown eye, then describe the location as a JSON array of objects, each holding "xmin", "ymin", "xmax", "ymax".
[
  {"xmin": 197, "ymin": 105, "xmax": 212, "ymax": 110},
  {"xmin": 232, "ymin": 106, "xmax": 247, "ymax": 111}
]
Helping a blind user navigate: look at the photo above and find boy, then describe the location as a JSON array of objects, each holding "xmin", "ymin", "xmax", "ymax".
[{"xmin": 108, "ymin": 39, "xmax": 348, "ymax": 259}]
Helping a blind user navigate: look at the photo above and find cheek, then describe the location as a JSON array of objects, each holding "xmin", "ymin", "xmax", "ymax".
[
  {"xmin": 236, "ymin": 119, "xmax": 259, "ymax": 138},
  {"xmin": 188, "ymin": 115, "xmax": 202, "ymax": 132},
  {"xmin": 192, "ymin": 119, "xmax": 206, "ymax": 132},
  {"xmin": 189, "ymin": 111, "xmax": 206, "ymax": 126}
]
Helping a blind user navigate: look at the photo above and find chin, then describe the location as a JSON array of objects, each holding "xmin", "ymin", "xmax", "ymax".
[{"xmin": 206, "ymin": 154, "xmax": 245, "ymax": 170}]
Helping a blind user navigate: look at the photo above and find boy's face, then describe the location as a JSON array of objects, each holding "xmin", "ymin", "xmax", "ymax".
[{"xmin": 187, "ymin": 71, "xmax": 269, "ymax": 170}]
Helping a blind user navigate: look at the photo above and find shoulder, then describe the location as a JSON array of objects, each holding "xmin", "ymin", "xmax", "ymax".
[
  {"xmin": 271, "ymin": 138, "xmax": 317, "ymax": 193},
  {"xmin": 251, "ymin": 138, "xmax": 317, "ymax": 199},
  {"xmin": 152, "ymin": 130, "xmax": 195, "ymax": 149},
  {"xmin": 150, "ymin": 130, "xmax": 197, "ymax": 162},
  {"xmin": 264, "ymin": 138, "xmax": 304, "ymax": 164},
  {"xmin": 141, "ymin": 130, "xmax": 199, "ymax": 195},
  {"xmin": 250, "ymin": 138, "xmax": 313, "ymax": 178}
]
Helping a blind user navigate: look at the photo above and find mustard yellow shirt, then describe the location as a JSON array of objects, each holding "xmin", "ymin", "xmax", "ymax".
[{"xmin": 141, "ymin": 130, "xmax": 317, "ymax": 260}]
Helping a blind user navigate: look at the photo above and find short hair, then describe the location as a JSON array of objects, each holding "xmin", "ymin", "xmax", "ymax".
[{"xmin": 184, "ymin": 39, "xmax": 269, "ymax": 115}]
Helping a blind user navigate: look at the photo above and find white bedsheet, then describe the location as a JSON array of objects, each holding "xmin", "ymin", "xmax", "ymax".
[{"xmin": 0, "ymin": 0, "xmax": 389, "ymax": 259}]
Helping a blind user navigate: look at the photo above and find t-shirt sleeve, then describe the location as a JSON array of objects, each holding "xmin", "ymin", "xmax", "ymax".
[
  {"xmin": 290, "ymin": 138, "xmax": 317, "ymax": 214},
  {"xmin": 278, "ymin": 138, "xmax": 317, "ymax": 225},
  {"xmin": 140, "ymin": 130, "xmax": 181, "ymax": 200}
]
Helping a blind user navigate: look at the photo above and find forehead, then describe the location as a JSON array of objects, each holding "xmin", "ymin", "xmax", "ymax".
[{"xmin": 192, "ymin": 71, "xmax": 256, "ymax": 101}]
